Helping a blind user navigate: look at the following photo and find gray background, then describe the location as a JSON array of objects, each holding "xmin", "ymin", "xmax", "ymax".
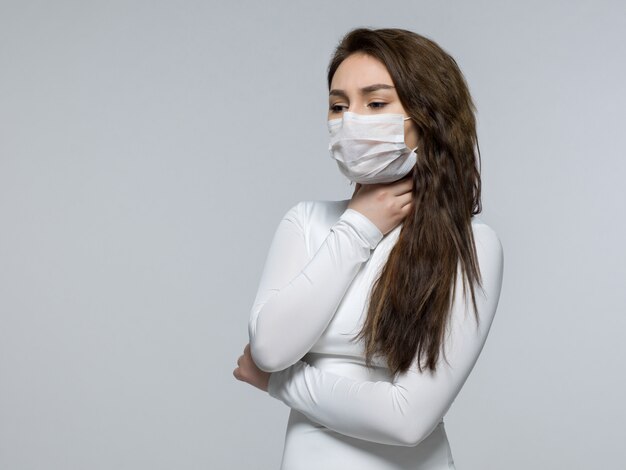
[{"xmin": 1, "ymin": 1, "xmax": 625, "ymax": 469}]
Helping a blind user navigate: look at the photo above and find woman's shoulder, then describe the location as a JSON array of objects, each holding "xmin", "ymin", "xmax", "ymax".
[
  {"xmin": 287, "ymin": 198, "xmax": 350, "ymax": 225},
  {"xmin": 470, "ymin": 216, "xmax": 504, "ymax": 264}
]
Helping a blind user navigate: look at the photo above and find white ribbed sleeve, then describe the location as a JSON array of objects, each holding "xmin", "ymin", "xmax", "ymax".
[
  {"xmin": 266, "ymin": 223, "xmax": 504, "ymax": 447},
  {"xmin": 248, "ymin": 201, "xmax": 384, "ymax": 372}
]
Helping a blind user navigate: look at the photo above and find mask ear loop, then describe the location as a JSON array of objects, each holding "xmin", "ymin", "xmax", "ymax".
[{"xmin": 403, "ymin": 116, "xmax": 419, "ymax": 154}]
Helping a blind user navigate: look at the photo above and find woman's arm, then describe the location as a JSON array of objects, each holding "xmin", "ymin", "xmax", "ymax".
[
  {"xmin": 266, "ymin": 223, "xmax": 504, "ymax": 447},
  {"xmin": 248, "ymin": 201, "xmax": 384, "ymax": 372}
]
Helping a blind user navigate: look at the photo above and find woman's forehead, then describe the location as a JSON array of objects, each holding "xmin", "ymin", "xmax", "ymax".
[{"xmin": 331, "ymin": 53, "xmax": 392, "ymax": 90}]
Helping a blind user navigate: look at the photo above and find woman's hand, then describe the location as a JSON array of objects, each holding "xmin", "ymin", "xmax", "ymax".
[
  {"xmin": 233, "ymin": 343, "xmax": 271, "ymax": 392},
  {"xmin": 348, "ymin": 174, "xmax": 414, "ymax": 236}
]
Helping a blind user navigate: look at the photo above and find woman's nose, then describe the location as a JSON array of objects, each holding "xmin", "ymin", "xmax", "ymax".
[{"xmin": 347, "ymin": 103, "xmax": 366, "ymax": 113}]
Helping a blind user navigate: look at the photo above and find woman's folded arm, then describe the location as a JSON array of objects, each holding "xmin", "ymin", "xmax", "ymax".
[
  {"xmin": 248, "ymin": 201, "xmax": 384, "ymax": 372},
  {"xmin": 267, "ymin": 223, "xmax": 504, "ymax": 446}
]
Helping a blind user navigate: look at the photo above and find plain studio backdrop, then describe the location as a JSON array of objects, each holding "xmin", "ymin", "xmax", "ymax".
[{"xmin": 1, "ymin": 1, "xmax": 625, "ymax": 469}]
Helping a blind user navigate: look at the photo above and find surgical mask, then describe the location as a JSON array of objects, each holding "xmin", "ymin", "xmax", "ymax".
[{"xmin": 327, "ymin": 111, "xmax": 418, "ymax": 184}]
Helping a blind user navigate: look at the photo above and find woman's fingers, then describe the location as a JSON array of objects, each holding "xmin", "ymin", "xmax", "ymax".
[
  {"xmin": 392, "ymin": 175, "xmax": 414, "ymax": 210},
  {"xmin": 391, "ymin": 173, "xmax": 414, "ymax": 195}
]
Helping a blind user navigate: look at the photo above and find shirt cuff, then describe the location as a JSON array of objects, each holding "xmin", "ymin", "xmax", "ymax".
[
  {"xmin": 338, "ymin": 208, "xmax": 384, "ymax": 249},
  {"xmin": 267, "ymin": 370, "xmax": 284, "ymax": 399},
  {"xmin": 267, "ymin": 372, "xmax": 278, "ymax": 398},
  {"xmin": 266, "ymin": 361, "xmax": 305, "ymax": 401}
]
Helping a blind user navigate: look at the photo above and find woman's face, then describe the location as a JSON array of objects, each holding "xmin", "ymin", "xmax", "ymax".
[{"xmin": 328, "ymin": 52, "xmax": 419, "ymax": 151}]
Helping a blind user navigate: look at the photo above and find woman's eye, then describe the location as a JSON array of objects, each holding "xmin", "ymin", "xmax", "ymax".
[
  {"xmin": 329, "ymin": 104, "xmax": 346, "ymax": 113},
  {"xmin": 369, "ymin": 102, "xmax": 387, "ymax": 109}
]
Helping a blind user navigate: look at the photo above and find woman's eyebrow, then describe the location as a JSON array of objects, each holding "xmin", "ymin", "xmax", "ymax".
[{"xmin": 329, "ymin": 84, "xmax": 395, "ymax": 99}]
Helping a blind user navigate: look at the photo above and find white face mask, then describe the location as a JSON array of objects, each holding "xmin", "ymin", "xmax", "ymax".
[{"xmin": 327, "ymin": 111, "xmax": 418, "ymax": 184}]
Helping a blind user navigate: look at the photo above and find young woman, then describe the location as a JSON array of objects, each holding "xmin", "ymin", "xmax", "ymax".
[{"xmin": 234, "ymin": 27, "xmax": 504, "ymax": 469}]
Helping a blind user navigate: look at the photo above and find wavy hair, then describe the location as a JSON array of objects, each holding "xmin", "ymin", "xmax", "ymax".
[{"xmin": 327, "ymin": 28, "xmax": 484, "ymax": 375}]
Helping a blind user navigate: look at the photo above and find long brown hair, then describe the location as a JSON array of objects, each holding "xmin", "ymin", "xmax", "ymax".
[{"xmin": 328, "ymin": 28, "xmax": 484, "ymax": 375}]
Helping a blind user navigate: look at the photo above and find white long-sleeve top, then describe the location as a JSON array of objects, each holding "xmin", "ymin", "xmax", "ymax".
[{"xmin": 248, "ymin": 199, "xmax": 504, "ymax": 469}]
